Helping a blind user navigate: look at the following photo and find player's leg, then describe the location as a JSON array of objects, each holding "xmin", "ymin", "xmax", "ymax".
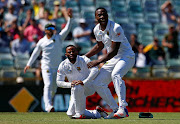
[
  {"xmin": 72, "ymin": 85, "xmax": 86, "ymax": 118},
  {"xmin": 41, "ymin": 69, "xmax": 54, "ymax": 112},
  {"xmin": 51, "ymin": 69, "xmax": 58, "ymax": 103},
  {"xmin": 84, "ymin": 81, "xmax": 95, "ymax": 97},
  {"xmin": 111, "ymin": 56, "xmax": 135, "ymax": 118},
  {"xmin": 93, "ymin": 65, "xmax": 118, "ymax": 111},
  {"xmin": 67, "ymin": 88, "xmax": 76, "ymax": 118},
  {"xmin": 83, "ymin": 109, "xmax": 101, "ymax": 119}
]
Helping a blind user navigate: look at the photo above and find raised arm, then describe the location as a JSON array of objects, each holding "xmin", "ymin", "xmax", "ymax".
[
  {"xmin": 161, "ymin": 1, "xmax": 171, "ymax": 13},
  {"xmin": 59, "ymin": 8, "xmax": 73, "ymax": 41}
]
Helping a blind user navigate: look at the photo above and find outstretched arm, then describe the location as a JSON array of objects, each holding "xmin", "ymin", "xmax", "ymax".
[
  {"xmin": 59, "ymin": 8, "xmax": 73, "ymax": 41},
  {"xmin": 82, "ymin": 66, "xmax": 99, "ymax": 85}
]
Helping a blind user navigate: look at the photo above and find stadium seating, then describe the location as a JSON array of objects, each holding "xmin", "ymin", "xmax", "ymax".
[
  {"xmin": 152, "ymin": 65, "xmax": 168, "ymax": 78},
  {"xmin": 1, "ymin": 0, "xmax": 180, "ymax": 81}
]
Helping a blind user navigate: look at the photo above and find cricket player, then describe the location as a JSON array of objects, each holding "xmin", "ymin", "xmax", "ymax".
[
  {"xmin": 56, "ymin": 45, "xmax": 108, "ymax": 119},
  {"xmin": 24, "ymin": 9, "xmax": 73, "ymax": 112},
  {"xmin": 85, "ymin": 7, "xmax": 135, "ymax": 119}
]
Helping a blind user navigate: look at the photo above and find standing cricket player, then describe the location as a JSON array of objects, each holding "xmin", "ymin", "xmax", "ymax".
[
  {"xmin": 85, "ymin": 7, "xmax": 135, "ymax": 119},
  {"xmin": 24, "ymin": 9, "xmax": 73, "ymax": 112},
  {"xmin": 56, "ymin": 45, "xmax": 108, "ymax": 119}
]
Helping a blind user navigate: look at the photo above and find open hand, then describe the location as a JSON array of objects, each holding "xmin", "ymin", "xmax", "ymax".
[{"xmin": 24, "ymin": 66, "xmax": 30, "ymax": 73}]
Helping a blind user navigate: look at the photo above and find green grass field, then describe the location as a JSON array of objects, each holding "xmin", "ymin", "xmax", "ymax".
[{"xmin": 0, "ymin": 112, "xmax": 180, "ymax": 124}]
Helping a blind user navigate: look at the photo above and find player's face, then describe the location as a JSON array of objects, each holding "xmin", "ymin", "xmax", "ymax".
[
  {"xmin": 45, "ymin": 27, "xmax": 55, "ymax": 37},
  {"xmin": 95, "ymin": 9, "xmax": 108, "ymax": 25},
  {"xmin": 65, "ymin": 46, "xmax": 78, "ymax": 63}
]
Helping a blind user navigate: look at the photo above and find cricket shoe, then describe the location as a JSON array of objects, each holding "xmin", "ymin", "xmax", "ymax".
[
  {"xmin": 96, "ymin": 106, "xmax": 108, "ymax": 118},
  {"xmin": 105, "ymin": 108, "xmax": 129, "ymax": 119},
  {"xmin": 47, "ymin": 107, "xmax": 55, "ymax": 113},
  {"xmin": 72, "ymin": 114, "xmax": 91, "ymax": 119},
  {"xmin": 113, "ymin": 108, "xmax": 129, "ymax": 119}
]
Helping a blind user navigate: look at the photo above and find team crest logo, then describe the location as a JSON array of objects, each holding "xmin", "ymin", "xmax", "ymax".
[
  {"xmin": 77, "ymin": 67, "xmax": 81, "ymax": 71},
  {"xmin": 117, "ymin": 32, "xmax": 121, "ymax": 36}
]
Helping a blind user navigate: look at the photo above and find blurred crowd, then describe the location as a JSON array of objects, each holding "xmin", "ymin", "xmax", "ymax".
[{"xmin": 0, "ymin": 0, "xmax": 180, "ymax": 79}]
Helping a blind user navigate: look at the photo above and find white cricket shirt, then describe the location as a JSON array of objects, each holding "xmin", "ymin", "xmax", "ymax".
[
  {"xmin": 56, "ymin": 55, "xmax": 99, "ymax": 88},
  {"xmin": 27, "ymin": 17, "xmax": 72, "ymax": 69},
  {"xmin": 94, "ymin": 20, "xmax": 135, "ymax": 58}
]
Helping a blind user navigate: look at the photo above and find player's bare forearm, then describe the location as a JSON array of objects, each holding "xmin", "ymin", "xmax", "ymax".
[
  {"xmin": 85, "ymin": 42, "xmax": 104, "ymax": 58},
  {"xmin": 87, "ymin": 42, "xmax": 120, "ymax": 68}
]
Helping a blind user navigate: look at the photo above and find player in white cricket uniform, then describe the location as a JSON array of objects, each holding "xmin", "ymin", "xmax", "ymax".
[
  {"xmin": 57, "ymin": 45, "xmax": 108, "ymax": 119},
  {"xmin": 85, "ymin": 7, "xmax": 135, "ymax": 119},
  {"xmin": 24, "ymin": 9, "xmax": 73, "ymax": 112}
]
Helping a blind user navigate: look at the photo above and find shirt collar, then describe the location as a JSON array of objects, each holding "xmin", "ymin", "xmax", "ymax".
[
  {"xmin": 99, "ymin": 19, "xmax": 111, "ymax": 33},
  {"xmin": 66, "ymin": 55, "xmax": 79, "ymax": 65}
]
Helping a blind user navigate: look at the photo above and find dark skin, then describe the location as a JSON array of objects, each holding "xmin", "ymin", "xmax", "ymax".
[
  {"xmin": 85, "ymin": 8, "xmax": 121, "ymax": 68},
  {"xmin": 65, "ymin": 46, "xmax": 84, "ymax": 87}
]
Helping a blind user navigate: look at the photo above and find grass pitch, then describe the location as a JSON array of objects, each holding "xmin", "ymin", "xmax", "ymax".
[{"xmin": 0, "ymin": 112, "xmax": 179, "ymax": 124}]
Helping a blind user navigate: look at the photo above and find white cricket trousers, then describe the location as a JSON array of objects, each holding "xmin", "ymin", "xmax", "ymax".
[
  {"xmin": 93, "ymin": 56, "xmax": 135, "ymax": 110},
  {"xmin": 67, "ymin": 83, "xmax": 101, "ymax": 118},
  {"xmin": 42, "ymin": 68, "xmax": 58, "ymax": 111}
]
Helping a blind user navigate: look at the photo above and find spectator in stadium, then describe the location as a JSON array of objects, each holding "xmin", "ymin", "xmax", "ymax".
[
  {"xmin": 24, "ymin": 18, "xmax": 43, "ymax": 42},
  {"xmin": 135, "ymin": 44, "xmax": 148, "ymax": 68},
  {"xmin": 56, "ymin": 45, "xmax": 108, "ymax": 119},
  {"xmin": 33, "ymin": 0, "xmax": 46, "ymax": 20},
  {"xmin": 53, "ymin": 0, "xmax": 69, "ymax": 21},
  {"xmin": 143, "ymin": 38, "xmax": 165, "ymax": 66},
  {"xmin": 24, "ymin": 9, "xmax": 73, "ymax": 113},
  {"xmin": 0, "ymin": 4, "xmax": 5, "ymax": 19},
  {"xmin": 162, "ymin": 24, "xmax": 179, "ymax": 59},
  {"xmin": 10, "ymin": 31, "xmax": 31, "ymax": 56},
  {"xmin": 38, "ymin": 9, "xmax": 55, "ymax": 32},
  {"xmin": 132, "ymin": 44, "xmax": 148, "ymax": 74},
  {"xmin": 4, "ymin": 4, "xmax": 17, "ymax": 28},
  {"xmin": 0, "ymin": 27, "xmax": 8, "ymax": 47},
  {"xmin": 7, "ymin": 20, "xmax": 19, "ymax": 39},
  {"xmin": 130, "ymin": 34, "xmax": 140, "ymax": 53},
  {"xmin": 73, "ymin": 18, "xmax": 91, "ymax": 43},
  {"xmin": 161, "ymin": 1, "xmax": 179, "ymax": 26},
  {"xmin": 18, "ymin": 8, "xmax": 34, "ymax": 31}
]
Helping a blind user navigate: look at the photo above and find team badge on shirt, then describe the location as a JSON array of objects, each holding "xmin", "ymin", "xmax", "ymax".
[
  {"xmin": 77, "ymin": 67, "xmax": 81, "ymax": 71},
  {"xmin": 116, "ymin": 32, "xmax": 121, "ymax": 36}
]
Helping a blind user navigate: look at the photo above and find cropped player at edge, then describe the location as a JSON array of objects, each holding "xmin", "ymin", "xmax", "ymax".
[
  {"xmin": 85, "ymin": 7, "xmax": 135, "ymax": 119},
  {"xmin": 24, "ymin": 9, "xmax": 73, "ymax": 112},
  {"xmin": 56, "ymin": 45, "xmax": 108, "ymax": 119}
]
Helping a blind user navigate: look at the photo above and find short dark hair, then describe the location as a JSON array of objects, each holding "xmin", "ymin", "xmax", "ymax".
[
  {"xmin": 66, "ymin": 45, "xmax": 77, "ymax": 50},
  {"xmin": 95, "ymin": 7, "xmax": 107, "ymax": 14}
]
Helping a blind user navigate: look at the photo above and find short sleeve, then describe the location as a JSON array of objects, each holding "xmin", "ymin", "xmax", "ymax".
[
  {"xmin": 111, "ymin": 25, "xmax": 125, "ymax": 42},
  {"xmin": 93, "ymin": 25, "xmax": 102, "ymax": 42},
  {"xmin": 81, "ymin": 55, "xmax": 91, "ymax": 64}
]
